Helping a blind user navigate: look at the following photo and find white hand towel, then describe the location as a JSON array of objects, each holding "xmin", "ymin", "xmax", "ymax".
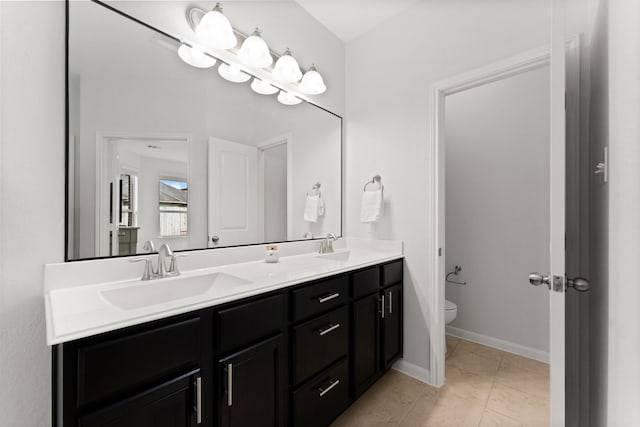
[
  {"xmin": 304, "ymin": 194, "xmax": 320, "ymax": 223},
  {"xmin": 360, "ymin": 189, "xmax": 384, "ymax": 223}
]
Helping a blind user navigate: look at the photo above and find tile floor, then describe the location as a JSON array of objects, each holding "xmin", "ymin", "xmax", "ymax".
[{"xmin": 331, "ymin": 336, "xmax": 549, "ymax": 427}]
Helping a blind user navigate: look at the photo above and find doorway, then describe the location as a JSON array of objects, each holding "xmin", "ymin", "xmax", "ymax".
[{"xmin": 428, "ymin": 47, "xmax": 561, "ymax": 421}]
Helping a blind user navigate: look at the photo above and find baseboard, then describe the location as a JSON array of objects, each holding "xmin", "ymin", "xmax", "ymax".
[
  {"xmin": 446, "ymin": 326, "xmax": 550, "ymax": 364},
  {"xmin": 392, "ymin": 359, "xmax": 436, "ymax": 387}
]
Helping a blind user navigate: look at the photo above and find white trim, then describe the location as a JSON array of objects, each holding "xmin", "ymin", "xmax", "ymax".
[
  {"xmin": 392, "ymin": 360, "xmax": 434, "ymax": 387},
  {"xmin": 446, "ymin": 326, "xmax": 550, "ymax": 364},
  {"xmin": 95, "ymin": 132, "xmax": 192, "ymax": 257},
  {"xmin": 427, "ymin": 46, "xmax": 551, "ymax": 387}
]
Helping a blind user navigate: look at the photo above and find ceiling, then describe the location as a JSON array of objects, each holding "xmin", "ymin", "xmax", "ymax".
[{"xmin": 293, "ymin": 0, "xmax": 421, "ymax": 43}]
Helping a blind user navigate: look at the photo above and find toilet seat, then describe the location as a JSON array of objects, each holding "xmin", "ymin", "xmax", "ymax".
[{"xmin": 445, "ymin": 300, "xmax": 457, "ymax": 311}]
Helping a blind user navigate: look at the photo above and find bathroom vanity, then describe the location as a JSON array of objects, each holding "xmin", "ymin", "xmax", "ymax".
[{"xmin": 48, "ymin": 243, "xmax": 403, "ymax": 427}]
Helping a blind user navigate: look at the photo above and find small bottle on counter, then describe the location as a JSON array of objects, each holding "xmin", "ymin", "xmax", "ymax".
[{"xmin": 265, "ymin": 245, "xmax": 280, "ymax": 263}]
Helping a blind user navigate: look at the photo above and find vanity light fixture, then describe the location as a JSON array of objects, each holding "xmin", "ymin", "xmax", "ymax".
[
  {"xmin": 277, "ymin": 90, "xmax": 302, "ymax": 106},
  {"xmin": 183, "ymin": 4, "xmax": 328, "ymax": 105},
  {"xmin": 177, "ymin": 43, "xmax": 216, "ymax": 68},
  {"xmin": 299, "ymin": 64, "xmax": 327, "ymax": 95},
  {"xmin": 251, "ymin": 77, "xmax": 279, "ymax": 95},
  {"xmin": 273, "ymin": 49, "xmax": 302, "ymax": 83},
  {"xmin": 238, "ymin": 28, "xmax": 273, "ymax": 68},
  {"xmin": 194, "ymin": 3, "xmax": 237, "ymax": 49},
  {"xmin": 218, "ymin": 63, "xmax": 251, "ymax": 83}
]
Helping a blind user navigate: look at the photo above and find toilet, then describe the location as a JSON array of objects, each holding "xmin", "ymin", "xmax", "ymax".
[{"xmin": 445, "ymin": 299, "xmax": 458, "ymax": 324}]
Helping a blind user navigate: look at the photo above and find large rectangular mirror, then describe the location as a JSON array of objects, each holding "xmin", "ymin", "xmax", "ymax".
[{"xmin": 67, "ymin": 0, "xmax": 342, "ymax": 260}]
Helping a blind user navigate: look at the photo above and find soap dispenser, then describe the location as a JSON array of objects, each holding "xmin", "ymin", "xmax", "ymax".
[{"xmin": 265, "ymin": 245, "xmax": 280, "ymax": 263}]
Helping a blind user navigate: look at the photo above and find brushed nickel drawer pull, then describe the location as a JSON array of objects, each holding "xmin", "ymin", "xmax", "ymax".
[
  {"xmin": 380, "ymin": 295, "xmax": 385, "ymax": 319},
  {"xmin": 319, "ymin": 379, "xmax": 340, "ymax": 397},
  {"xmin": 318, "ymin": 293, "xmax": 340, "ymax": 303},
  {"xmin": 318, "ymin": 323, "xmax": 341, "ymax": 336},
  {"xmin": 196, "ymin": 376, "xmax": 202, "ymax": 424},
  {"xmin": 227, "ymin": 363, "xmax": 233, "ymax": 407},
  {"xmin": 388, "ymin": 290, "xmax": 393, "ymax": 315}
]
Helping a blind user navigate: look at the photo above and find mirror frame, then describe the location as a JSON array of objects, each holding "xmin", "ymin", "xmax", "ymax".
[{"xmin": 64, "ymin": 0, "xmax": 343, "ymax": 262}]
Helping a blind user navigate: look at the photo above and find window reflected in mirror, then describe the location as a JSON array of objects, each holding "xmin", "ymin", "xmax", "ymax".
[{"xmin": 159, "ymin": 179, "xmax": 189, "ymax": 237}]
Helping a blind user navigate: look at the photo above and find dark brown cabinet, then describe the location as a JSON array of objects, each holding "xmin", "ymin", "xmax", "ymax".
[
  {"xmin": 80, "ymin": 370, "xmax": 201, "ymax": 427},
  {"xmin": 217, "ymin": 335, "xmax": 286, "ymax": 427},
  {"xmin": 382, "ymin": 283, "xmax": 403, "ymax": 370},
  {"xmin": 351, "ymin": 293, "xmax": 381, "ymax": 397},
  {"xmin": 351, "ymin": 260, "xmax": 404, "ymax": 397},
  {"xmin": 54, "ymin": 258, "xmax": 403, "ymax": 427}
]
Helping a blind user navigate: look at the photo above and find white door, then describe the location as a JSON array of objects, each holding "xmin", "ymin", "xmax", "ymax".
[{"xmin": 208, "ymin": 137, "xmax": 258, "ymax": 247}]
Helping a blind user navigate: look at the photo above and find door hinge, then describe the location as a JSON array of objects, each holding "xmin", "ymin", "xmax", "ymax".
[{"xmin": 438, "ymin": 248, "xmax": 442, "ymax": 257}]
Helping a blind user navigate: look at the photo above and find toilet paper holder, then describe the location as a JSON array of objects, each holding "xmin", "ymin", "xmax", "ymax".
[{"xmin": 446, "ymin": 265, "xmax": 467, "ymax": 285}]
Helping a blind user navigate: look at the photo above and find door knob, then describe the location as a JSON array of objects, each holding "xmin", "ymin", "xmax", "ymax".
[
  {"xmin": 211, "ymin": 235, "xmax": 220, "ymax": 243},
  {"xmin": 567, "ymin": 277, "xmax": 590, "ymax": 292},
  {"xmin": 528, "ymin": 272, "xmax": 550, "ymax": 288}
]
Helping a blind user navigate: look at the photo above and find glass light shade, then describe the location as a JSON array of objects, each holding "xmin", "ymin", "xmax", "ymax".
[
  {"xmin": 273, "ymin": 50, "xmax": 302, "ymax": 83},
  {"xmin": 238, "ymin": 29, "xmax": 273, "ymax": 68},
  {"xmin": 177, "ymin": 44, "xmax": 216, "ymax": 68},
  {"xmin": 299, "ymin": 65, "xmax": 327, "ymax": 95},
  {"xmin": 218, "ymin": 63, "xmax": 251, "ymax": 83},
  {"xmin": 277, "ymin": 90, "xmax": 302, "ymax": 106},
  {"xmin": 195, "ymin": 5, "xmax": 237, "ymax": 49},
  {"xmin": 250, "ymin": 78, "xmax": 279, "ymax": 95}
]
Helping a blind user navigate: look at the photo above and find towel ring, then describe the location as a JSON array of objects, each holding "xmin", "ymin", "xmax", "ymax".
[
  {"xmin": 307, "ymin": 182, "xmax": 321, "ymax": 197},
  {"xmin": 363, "ymin": 175, "xmax": 383, "ymax": 192}
]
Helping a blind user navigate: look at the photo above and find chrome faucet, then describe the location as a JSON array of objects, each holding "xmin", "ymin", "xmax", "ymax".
[
  {"xmin": 157, "ymin": 244, "xmax": 173, "ymax": 278},
  {"xmin": 130, "ymin": 243, "xmax": 184, "ymax": 280},
  {"xmin": 319, "ymin": 233, "xmax": 338, "ymax": 254}
]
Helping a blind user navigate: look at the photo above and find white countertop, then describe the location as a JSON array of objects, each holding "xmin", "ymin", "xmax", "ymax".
[{"xmin": 44, "ymin": 238, "xmax": 403, "ymax": 345}]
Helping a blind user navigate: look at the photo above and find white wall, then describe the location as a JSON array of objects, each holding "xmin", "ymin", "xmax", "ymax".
[
  {"xmin": 607, "ymin": 0, "xmax": 640, "ymax": 424},
  {"xmin": 345, "ymin": 0, "xmax": 550, "ymax": 380},
  {"xmin": 444, "ymin": 65, "xmax": 550, "ymax": 356},
  {"xmin": 0, "ymin": 2, "xmax": 65, "ymax": 426}
]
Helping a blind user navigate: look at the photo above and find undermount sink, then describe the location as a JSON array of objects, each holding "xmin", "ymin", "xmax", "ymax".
[
  {"xmin": 316, "ymin": 250, "xmax": 352, "ymax": 262},
  {"xmin": 101, "ymin": 272, "xmax": 252, "ymax": 310}
]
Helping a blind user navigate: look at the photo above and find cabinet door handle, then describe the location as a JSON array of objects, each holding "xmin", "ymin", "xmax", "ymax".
[
  {"xmin": 318, "ymin": 323, "xmax": 341, "ymax": 336},
  {"xmin": 318, "ymin": 379, "xmax": 340, "ymax": 397},
  {"xmin": 227, "ymin": 363, "xmax": 233, "ymax": 407},
  {"xmin": 318, "ymin": 292, "xmax": 340, "ymax": 303},
  {"xmin": 388, "ymin": 290, "xmax": 393, "ymax": 315},
  {"xmin": 196, "ymin": 376, "xmax": 202, "ymax": 424},
  {"xmin": 380, "ymin": 294, "xmax": 385, "ymax": 319}
]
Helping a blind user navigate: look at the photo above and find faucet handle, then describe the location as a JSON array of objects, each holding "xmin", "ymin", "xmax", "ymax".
[
  {"xmin": 130, "ymin": 257, "xmax": 155, "ymax": 280},
  {"xmin": 168, "ymin": 254, "xmax": 188, "ymax": 276}
]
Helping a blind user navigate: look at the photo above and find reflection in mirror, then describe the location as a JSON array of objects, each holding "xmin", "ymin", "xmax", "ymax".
[
  {"xmin": 159, "ymin": 179, "xmax": 189, "ymax": 238},
  {"xmin": 67, "ymin": 1, "xmax": 342, "ymax": 260}
]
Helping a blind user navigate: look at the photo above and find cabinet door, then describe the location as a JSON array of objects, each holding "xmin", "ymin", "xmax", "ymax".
[
  {"xmin": 80, "ymin": 370, "xmax": 201, "ymax": 427},
  {"xmin": 351, "ymin": 293, "xmax": 380, "ymax": 397},
  {"xmin": 382, "ymin": 284, "xmax": 403, "ymax": 370},
  {"xmin": 218, "ymin": 334, "xmax": 285, "ymax": 427}
]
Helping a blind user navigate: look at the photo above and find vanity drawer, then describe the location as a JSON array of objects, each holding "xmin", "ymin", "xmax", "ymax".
[
  {"xmin": 291, "ymin": 275, "xmax": 348, "ymax": 322},
  {"xmin": 292, "ymin": 358, "xmax": 349, "ymax": 427},
  {"xmin": 216, "ymin": 293, "xmax": 284, "ymax": 354},
  {"xmin": 77, "ymin": 317, "xmax": 200, "ymax": 407},
  {"xmin": 292, "ymin": 306, "xmax": 349, "ymax": 385},
  {"xmin": 382, "ymin": 260, "xmax": 403, "ymax": 287},
  {"xmin": 352, "ymin": 266, "xmax": 380, "ymax": 299}
]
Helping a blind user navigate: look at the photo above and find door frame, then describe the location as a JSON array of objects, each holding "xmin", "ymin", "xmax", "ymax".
[
  {"xmin": 427, "ymin": 46, "xmax": 551, "ymax": 388},
  {"xmin": 256, "ymin": 133, "xmax": 293, "ymax": 242},
  {"xmin": 95, "ymin": 131, "xmax": 191, "ymax": 257}
]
